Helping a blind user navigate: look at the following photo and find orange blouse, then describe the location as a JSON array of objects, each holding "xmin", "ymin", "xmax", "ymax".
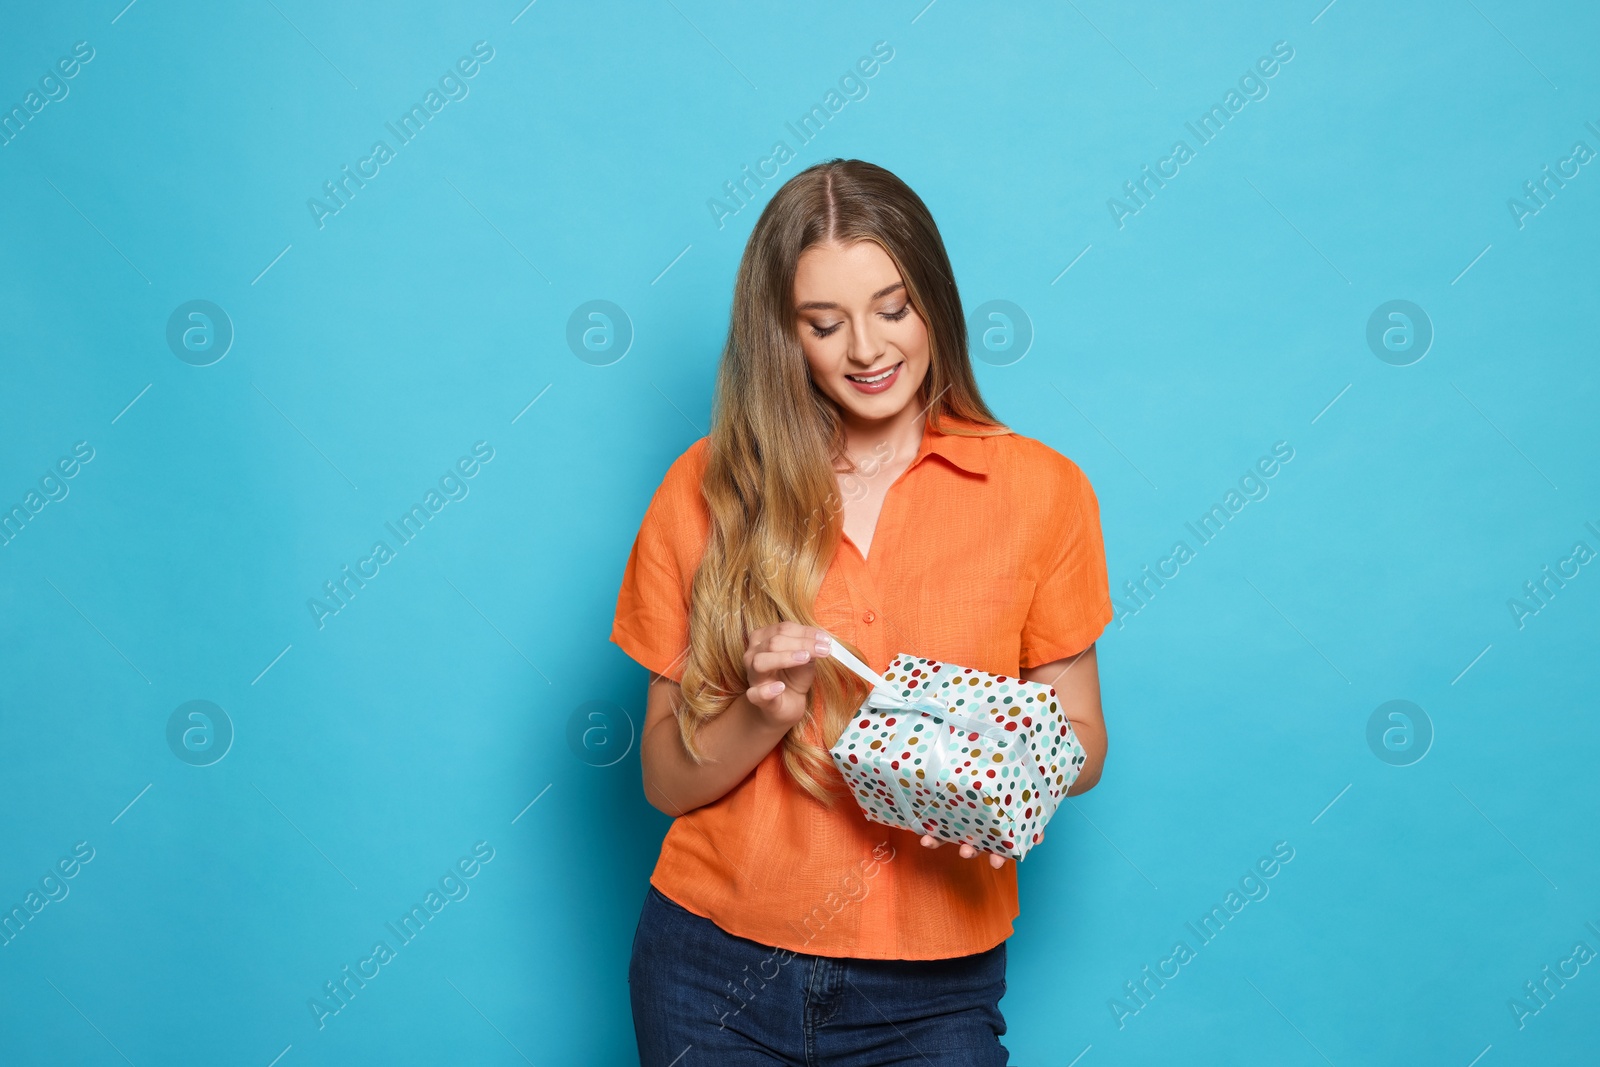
[{"xmin": 609, "ymin": 413, "xmax": 1113, "ymax": 960}]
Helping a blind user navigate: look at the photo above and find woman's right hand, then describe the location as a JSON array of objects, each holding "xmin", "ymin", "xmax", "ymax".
[{"xmin": 743, "ymin": 621, "xmax": 833, "ymax": 729}]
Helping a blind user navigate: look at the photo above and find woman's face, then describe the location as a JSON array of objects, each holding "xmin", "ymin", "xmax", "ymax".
[{"xmin": 793, "ymin": 239, "xmax": 930, "ymax": 426}]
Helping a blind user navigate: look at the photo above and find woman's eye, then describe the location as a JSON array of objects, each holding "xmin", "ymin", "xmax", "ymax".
[{"xmin": 807, "ymin": 306, "xmax": 907, "ymax": 338}]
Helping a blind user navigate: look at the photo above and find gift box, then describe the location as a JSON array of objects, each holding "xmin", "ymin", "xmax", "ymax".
[{"xmin": 826, "ymin": 643, "xmax": 1086, "ymax": 861}]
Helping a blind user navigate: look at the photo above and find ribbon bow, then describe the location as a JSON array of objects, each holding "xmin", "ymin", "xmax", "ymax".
[{"xmin": 864, "ymin": 685, "xmax": 950, "ymax": 717}]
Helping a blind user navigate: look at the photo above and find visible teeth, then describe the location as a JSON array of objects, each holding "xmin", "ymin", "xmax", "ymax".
[{"xmin": 847, "ymin": 365, "xmax": 897, "ymax": 383}]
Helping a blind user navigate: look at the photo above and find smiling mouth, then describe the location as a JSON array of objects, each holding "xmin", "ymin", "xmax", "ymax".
[{"xmin": 845, "ymin": 362, "xmax": 901, "ymax": 383}]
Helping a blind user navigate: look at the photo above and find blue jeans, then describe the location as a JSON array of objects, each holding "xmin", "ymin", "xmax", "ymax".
[{"xmin": 628, "ymin": 883, "xmax": 1011, "ymax": 1066}]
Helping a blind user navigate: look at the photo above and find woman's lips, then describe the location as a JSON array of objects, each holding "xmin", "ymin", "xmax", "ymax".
[{"xmin": 845, "ymin": 361, "xmax": 902, "ymax": 394}]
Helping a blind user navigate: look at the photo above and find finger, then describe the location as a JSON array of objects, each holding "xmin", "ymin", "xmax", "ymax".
[
  {"xmin": 745, "ymin": 679, "xmax": 786, "ymax": 711},
  {"xmin": 751, "ymin": 647, "xmax": 818, "ymax": 674},
  {"xmin": 988, "ymin": 853, "xmax": 1006, "ymax": 869},
  {"xmin": 958, "ymin": 843, "xmax": 975, "ymax": 859},
  {"xmin": 747, "ymin": 661, "xmax": 814, "ymax": 700},
  {"xmin": 762, "ymin": 632, "xmax": 833, "ymax": 656},
  {"xmin": 920, "ymin": 834, "xmax": 941, "ymax": 848},
  {"xmin": 758, "ymin": 632, "xmax": 804, "ymax": 652}
]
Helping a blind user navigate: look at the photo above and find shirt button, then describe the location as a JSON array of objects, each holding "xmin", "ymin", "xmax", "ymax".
[{"xmin": 862, "ymin": 610, "xmax": 876, "ymax": 623}]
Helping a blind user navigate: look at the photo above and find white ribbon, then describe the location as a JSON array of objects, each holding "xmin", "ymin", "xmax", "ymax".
[
  {"xmin": 827, "ymin": 639, "xmax": 945, "ymax": 712},
  {"xmin": 827, "ymin": 638, "xmax": 1053, "ymax": 844}
]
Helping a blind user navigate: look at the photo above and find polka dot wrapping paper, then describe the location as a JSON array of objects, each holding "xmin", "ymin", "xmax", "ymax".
[{"xmin": 827, "ymin": 651, "xmax": 1088, "ymax": 861}]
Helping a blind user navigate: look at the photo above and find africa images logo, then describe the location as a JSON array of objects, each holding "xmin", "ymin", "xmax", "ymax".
[
  {"xmin": 1106, "ymin": 40, "xmax": 1295, "ymax": 230},
  {"xmin": 307, "ymin": 42, "xmax": 495, "ymax": 230},
  {"xmin": 307, "ymin": 442, "xmax": 495, "ymax": 629}
]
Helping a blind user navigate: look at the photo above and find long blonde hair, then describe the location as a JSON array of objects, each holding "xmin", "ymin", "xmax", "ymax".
[{"xmin": 677, "ymin": 158, "xmax": 1007, "ymax": 807}]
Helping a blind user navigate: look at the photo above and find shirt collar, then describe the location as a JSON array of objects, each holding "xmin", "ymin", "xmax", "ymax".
[{"xmin": 913, "ymin": 415, "xmax": 1005, "ymax": 476}]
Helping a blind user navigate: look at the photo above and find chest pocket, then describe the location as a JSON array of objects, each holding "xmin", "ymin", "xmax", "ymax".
[{"xmin": 902, "ymin": 576, "xmax": 1037, "ymax": 677}]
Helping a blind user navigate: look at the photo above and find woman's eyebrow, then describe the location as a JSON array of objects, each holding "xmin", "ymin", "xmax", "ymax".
[{"xmin": 795, "ymin": 282, "xmax": 904, "ymax": 312}]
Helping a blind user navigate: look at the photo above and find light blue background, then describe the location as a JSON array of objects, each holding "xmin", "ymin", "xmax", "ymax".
[{"xmin": 2, "ymin": 1, "xmax": 1596, "ymax": 1064}]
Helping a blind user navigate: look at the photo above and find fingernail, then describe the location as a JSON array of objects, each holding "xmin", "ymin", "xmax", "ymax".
[
  {"xmin": 792, "ymin": 649, "xmax": 809, "ymax": 662},
  {"xmin": 768, "ymin": 681, "xmax": 784, "ymax": 695}
]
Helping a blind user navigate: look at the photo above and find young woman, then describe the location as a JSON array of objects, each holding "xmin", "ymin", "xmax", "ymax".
[{"xmin": 610, "ymin": 158, "xmax": 1114, "ymax": 1065}]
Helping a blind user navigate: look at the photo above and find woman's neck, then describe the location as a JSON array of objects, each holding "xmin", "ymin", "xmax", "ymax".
[{"xmin": 838, "ymin": 403, "xmax": 927, "ymax": 472}]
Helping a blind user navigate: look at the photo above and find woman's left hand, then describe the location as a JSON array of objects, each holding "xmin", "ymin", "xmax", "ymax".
[{"xmin": 919, "ymin": 833, "xmax": 1025, "ymax": 869}]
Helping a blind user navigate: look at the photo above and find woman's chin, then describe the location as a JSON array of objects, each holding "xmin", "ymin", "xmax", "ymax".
[{"xmin": 833, "ymin": 370, "xmax": 925, "ymax": 420}]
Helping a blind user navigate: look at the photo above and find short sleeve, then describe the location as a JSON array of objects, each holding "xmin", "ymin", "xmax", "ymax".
[
  {"xmin": 1018, "ymin": 456, "xmax": 1114, "ymax": 668},
  {"xmin": 608, "ymin": 444, "xmax": 708, "ymax": 684}
]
